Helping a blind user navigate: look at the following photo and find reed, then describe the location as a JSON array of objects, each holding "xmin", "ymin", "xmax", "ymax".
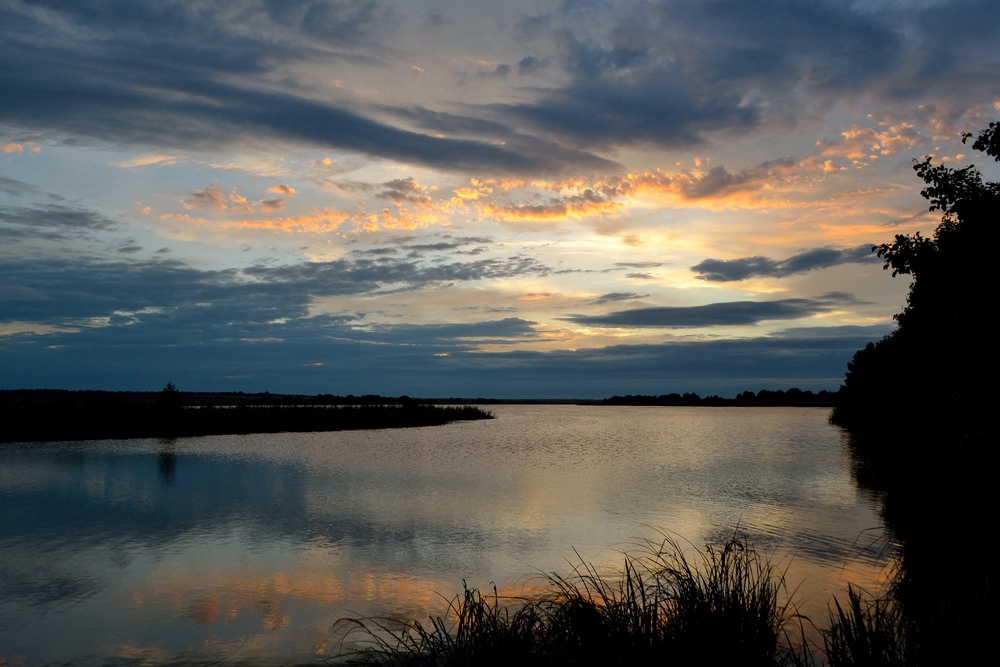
[
  {"xmin": 824, "ymin": 584, "xmax": 906, "ymax": 667},
  {"xmin": 332, "ymin": 533, "xmax": 812, "ymax": 666}
]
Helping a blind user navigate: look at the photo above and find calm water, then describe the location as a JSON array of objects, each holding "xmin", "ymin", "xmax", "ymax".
[{"xmin": 0, "ymin": 406, "xmax": 890, "ymax": 665}]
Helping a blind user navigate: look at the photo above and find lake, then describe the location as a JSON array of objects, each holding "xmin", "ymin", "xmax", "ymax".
[{"xmin": 0, "ymin": 405, "xmax": 891, "ymax": 665}]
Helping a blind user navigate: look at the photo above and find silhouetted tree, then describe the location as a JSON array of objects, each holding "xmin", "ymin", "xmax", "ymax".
[
  {"xmin": 832, "ymin": 123, "xmax": 997, "ymax": 440},
  {"xmin": 157, "ymin": 382, "xmax": 183, "ymax": 413}
]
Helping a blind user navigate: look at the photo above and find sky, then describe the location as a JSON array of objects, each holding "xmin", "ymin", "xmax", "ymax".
[{"xmin": 2, "ymin": 0, "xmax": 998, "ymax": 398}]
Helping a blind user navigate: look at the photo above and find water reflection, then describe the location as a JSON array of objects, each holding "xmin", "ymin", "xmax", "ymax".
[
  {"xmin": 0, "ymin": 406, "xmax": 889, "ymax": 665},
  {"xmin": 157, "ymin": 442, "xmax": 177, "ymax": 485}
]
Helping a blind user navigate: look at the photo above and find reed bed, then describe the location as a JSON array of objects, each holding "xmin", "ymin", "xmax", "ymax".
[{"xmin": 331, "ymin": 533, "xmax": 815, "ymax": 666}]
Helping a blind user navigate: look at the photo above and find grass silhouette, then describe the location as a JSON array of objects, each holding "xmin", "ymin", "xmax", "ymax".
[{"xmin": 332, "ymin": 532, "xmax": 814, "ymax": 666}]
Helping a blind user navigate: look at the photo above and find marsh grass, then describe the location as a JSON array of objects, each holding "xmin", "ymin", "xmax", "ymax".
[
  {"xmin": 332, "ymin": 533, "xmax": 813, "ymax": 666},
  {"xmin": 824, "ymin": 584, "xmax": 906, "ymax": 667}
]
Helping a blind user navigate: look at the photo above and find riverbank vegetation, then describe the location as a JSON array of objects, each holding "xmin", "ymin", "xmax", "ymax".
[
  {"xmin": 828, "ymin": 123, "xmax": 998, "ymax": 663},
  {"xmin": 831, "ymin": 122, "xmax": 996, "ymax": 441},
  {"xmin": 334, "ymin": 533, "xmax": 813, "ymax": 666},
  {"xmin": 0, "ymin": 385, "xmax": 492, "ymax": 442},
  {"xmin": 331, "ymin": 532, "xmax": 920, "ymax": 666}
]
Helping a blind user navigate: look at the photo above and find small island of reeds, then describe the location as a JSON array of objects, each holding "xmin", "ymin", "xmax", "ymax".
[{"xmin": 0, "ymin": 385, "xmax": 493, "ymax": 442}]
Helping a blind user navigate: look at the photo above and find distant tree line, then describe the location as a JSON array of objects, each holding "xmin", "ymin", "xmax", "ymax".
[{"xmin": 603, "ymin": 388, "xmax": 838, "ymax": 407}]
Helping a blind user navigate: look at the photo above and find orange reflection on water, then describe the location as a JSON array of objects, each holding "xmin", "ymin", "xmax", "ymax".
[{"xmin": 127, "ymin": 558, "xmax": 463, "ymax": 636}]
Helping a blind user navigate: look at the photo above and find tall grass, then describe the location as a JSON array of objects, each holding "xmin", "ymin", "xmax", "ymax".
[
  {"xmin": 332, "ymin": 533, "xmax": 813, "ymax": 666},
  {"xmin": 824, "ymin": 584, "xmax": 906, "ymax": 667}
]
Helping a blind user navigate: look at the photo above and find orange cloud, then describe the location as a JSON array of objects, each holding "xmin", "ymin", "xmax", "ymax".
[
  {"xmin": 482, "ymin": 190, "xmax": 622, "ymax": 222},
  {"xmin": 2, "ymin": 142, "xmax": 24, "ymax": 154},
  {"xmin": 160, "ymin": 208, "xmax": 350, "ymax": 234},
  {"xmin": 812, "ymin": 123, "xmax": 922, "ymax": 170},
  {"xmin": 453, "ymin": 187, "xmax": 482, "ymax": 200},
  {"xmin": 267, "ymin": 184, "xmax": 298, "ymax": 196},
  {"xmin": 351, "ymin": 205, "xmax": 449, "ymax": 232},
  {"xmin": 183, "ymin": 184, "xmax": 229, "ymax": 211}
]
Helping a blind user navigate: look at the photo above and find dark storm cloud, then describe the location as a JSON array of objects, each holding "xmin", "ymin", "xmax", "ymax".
[
  {"xmin": 563, "ymin": 296, "xmax": 851, "ymax": 328},
  {"xmin": 691, "ymin": 244, "xmax": 875, "ymax": 282}
]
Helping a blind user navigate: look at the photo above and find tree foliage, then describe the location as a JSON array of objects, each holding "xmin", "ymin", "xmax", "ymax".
[{"xmin": 832, "ymin": 123, "xmax": 997, "ymax": 438}]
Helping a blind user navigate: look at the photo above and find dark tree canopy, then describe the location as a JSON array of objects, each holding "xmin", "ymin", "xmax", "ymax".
[{"xmin": 832, "ymin": 124, "xmax": 997, "ymax": 440}]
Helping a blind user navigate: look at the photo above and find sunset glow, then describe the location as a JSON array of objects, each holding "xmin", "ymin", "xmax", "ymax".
[{"xmin": 2, "ymin": 0, "xmax": 998, "ymax": 396}]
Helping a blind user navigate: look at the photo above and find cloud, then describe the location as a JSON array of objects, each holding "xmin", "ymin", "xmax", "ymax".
[
  {"xmin": 691, "ymin": 244, "xmax": 876, "ymax": 281},
  {"xmin": 478, "ymin": 63, "xmax": 511, "ymax": 78},
  {"xmin": 1, "ymin": 320, "xmax": 890, "ymax": 397},
  {"xmin": 517, "ymin": 56, "xmax": 546, "ymax": 76},
  {"xmin": 0, "ymin": 177, "xmax": 40, "ymax": 197},
  {"xmin": 0, "ymin": 203, "xmax": 119, "ymax": 240},
  {"xmin": 615, "ymin": 262, "xmax": 661, "ymax": 269},
  {"xmin": 377, "ymin": 105, "xmax": 515, "ymax": 139},
  {"xmin": 482, "ymin": 189, "xmax": 621, "ymax": 222},
  {"xmin": 183, "ymin": 185, "xmax": 229, "ymax": 211},
  {"xmin": 591, "ymin": 292, "xmax": 649, "ymax": 305},
  {"xmin": 3, "ymin": 0, "xmax": 998, "ymax": 179},
  {"xmin": 160, "ymin": 208, "xmax": 351, "ymax": 234},
  {"xmin": 0, "ymin": 1, "xmax": 612, "ymax": 175},
  {"xmin": 115, "ymin": 154, "xmax": 179, "ymax": 168},
  {"xmin": 377, "ymin": 178, "xmax": 432, "ymax": 205},
  {"xmin": 363, "ymin": 318, "xmax": 540, "ymax": 346},
  {"xmin": 486, "ymin": 1, "xmax": 1000, "ymax": 153},
  {"xmin": 267, "ymin": 184, "xmax": 298, "ymax": 196},
  {"xmin": 0, "ymin": 252, "xmax": 551, "ymax": 328},
  {"xmin": 563, "ymin": 296, "xmax": 852, "ymax": 329},
  {"xmin": 257, "ymin": 198, "xmax": 286, "ymax": 212}
]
